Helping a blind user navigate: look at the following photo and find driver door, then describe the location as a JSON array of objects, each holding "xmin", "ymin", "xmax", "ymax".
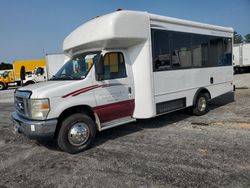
[{"xmin": 94, "ymin": 51, "xmax": 134, "ymax": 125}]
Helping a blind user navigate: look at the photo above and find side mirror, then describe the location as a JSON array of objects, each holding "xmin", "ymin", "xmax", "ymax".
[{"xmin": 95, "ymin": 55, "xmax": 104, "ymax": 81}]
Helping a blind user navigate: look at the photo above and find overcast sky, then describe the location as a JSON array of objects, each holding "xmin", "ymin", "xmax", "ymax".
[{"xmin": 0, "ymin": 0, "xmax": 249, "ymax": 63}]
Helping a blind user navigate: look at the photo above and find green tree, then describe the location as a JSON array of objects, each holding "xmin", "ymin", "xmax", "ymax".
[
  {"xmin": 234, "ymin": 31, "xmax": 243, "ymax": 44},
  {"xmin": 0, "ymin": 62, "xmax": 13, "ymax": 70},
  {"xmin": 245, "ymin": 33, "xmax": 250, "ymax": 43}
]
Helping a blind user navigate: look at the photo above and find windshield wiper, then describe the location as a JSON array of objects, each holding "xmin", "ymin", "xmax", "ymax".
[
  {"xmin": 50, "ymin": 74, "xmax": 81, "ymax": 80},
  {"xmin": 59, "ymin": 74, "xmax": 74, "ymax": 79}
]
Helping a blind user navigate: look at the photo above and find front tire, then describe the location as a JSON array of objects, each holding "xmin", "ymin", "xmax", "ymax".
[
  {"xmin": 192, "ymin": 93, "xmax": 209, "ymax": 116},
  {"xmin": 25, "ymin": 81, "xmax": 35, "ymax": 86},
  {"xmin": 57, "ymin": 113, "xmax": 96, "ymax": 154},
  {"xmin": 0, "ymin": 82, "xmax": 5, "ymax": 90}
]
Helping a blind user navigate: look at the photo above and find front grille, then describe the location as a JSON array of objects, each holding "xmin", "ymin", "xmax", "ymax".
[
  {"xmin": 15, "ymin": 96, "xmax": 26, "ymax": 114},
  {"xmin": 14, "ymin": 90, "xmax": 32, "ymax": 117}
]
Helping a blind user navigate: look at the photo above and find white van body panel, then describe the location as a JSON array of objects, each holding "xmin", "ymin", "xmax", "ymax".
[
  {"xmin": 233, "ymin": 43, "xmax": 250, "ymax": 68},
  {"xmin": 154, "ymin": 66, "xmax": 233, "ymax": 107},
  {"xmin": 63, "ymin": 11, "xmax": 149, "ymax": 53},
  {"xmin": 242, "ymin": 43, "xmax": 250, "ymax": 66},
  {"xmin": 150, "ymin": 14, "xmax": 233, "ymax": 37}
]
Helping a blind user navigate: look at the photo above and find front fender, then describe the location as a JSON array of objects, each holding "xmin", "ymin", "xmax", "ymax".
[{"xmin": 46, "ymin": 92, "xmax": 97, "ymax": 119}]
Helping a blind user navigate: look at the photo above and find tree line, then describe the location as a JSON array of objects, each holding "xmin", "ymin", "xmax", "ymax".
[
  {"xmin": 234, "ymin": 32, "xmax": 250, "ymax": 44},
  {"xmin": 0, "ymin": 62, "xmax": 13, "ymax": 70}
]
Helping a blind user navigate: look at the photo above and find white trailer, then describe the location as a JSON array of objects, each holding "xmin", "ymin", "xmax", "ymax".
[
  {"xmin": 45, "ymin": 53, "xmax": 69, "ymax": 79},
  {"xmin": 12, "ymin": 10, "xmax": 234, "ymax": 153},
  {"xmin": 233, "ymin": 43, "xmax": 250, "ymax": 73},
  {"xmin": 24, "ymin": 53, "xmax": 66, "ymax": 84}
]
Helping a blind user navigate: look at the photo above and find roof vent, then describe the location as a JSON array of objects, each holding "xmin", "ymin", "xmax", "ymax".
[{"xmin": 116, "ymin": 8, "xmax": 123, "ymax": 11}]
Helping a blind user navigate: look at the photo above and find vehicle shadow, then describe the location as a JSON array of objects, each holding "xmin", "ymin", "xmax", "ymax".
[
  {"xmin": 37, "ymin": 92, "xmax": 235, "ymax": 152},
  {"xmin": 208, "ymin": 91, "xmax": 235, "ymax": 110}
]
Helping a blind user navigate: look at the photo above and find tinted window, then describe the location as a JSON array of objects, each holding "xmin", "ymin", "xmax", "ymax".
[
  {"xmin": 192, "ymin": 35, "xmax": 209, "ymax": 67},
  {"xmin": 172, "ymin": 32, "xmax": 192, "ymax": 69},
  {"xmin": 151, "ymin": 29, "xmax": 232, "ymax": 71},
  {"xmin": 103, "ymin": 52, "xmax": 127, "ymax": 80},
  {"xmin": 222, "ymin": 38, "xmax": 232, "ymax": 66},
  {"xmin": 208, "ymin": 37, "xmax": 224, "ymax": 67},
  {"xmin": 152, "ymin": 30, "xmax": 171, "ymax": 71}
]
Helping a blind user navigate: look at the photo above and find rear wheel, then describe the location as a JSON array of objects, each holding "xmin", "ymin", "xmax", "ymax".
[
  {"xmin": 57, "ymin": 113, "xmax": 96, "ymax": 154},
  {"xmin": 192, "ymin": 93, "xmax": 209, "ymax": 116}
]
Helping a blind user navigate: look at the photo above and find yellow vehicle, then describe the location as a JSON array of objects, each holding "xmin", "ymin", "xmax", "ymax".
[
  {"xmin": 0, "ymin": 60, "xmax": 46, "ymax": 89},
  {"xmin": 13, "ymin": 59, "xmax": 46, "ymax": 85},
  {"xmin": 0, "ymin": 69, "xmax": 14, "ymax": 90}
]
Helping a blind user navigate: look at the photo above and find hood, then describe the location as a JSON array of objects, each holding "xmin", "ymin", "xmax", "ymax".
[{"xmin": 18, "ymin": 80, "xmax": 78, "ymax": 98}]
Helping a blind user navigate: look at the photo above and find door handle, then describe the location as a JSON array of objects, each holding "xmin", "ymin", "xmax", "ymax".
[
  {"xmin": 210, "ymin": 77, "xmax": 214, "ymax": 84},
  {"xmin": 128, "ymin": 87, "xmax": 132, "ymax": 94}
]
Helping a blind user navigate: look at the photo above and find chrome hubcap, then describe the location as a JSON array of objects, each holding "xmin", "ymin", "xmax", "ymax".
[
  {"xmin": 68, "ymin": 123, "xmax": 90, "ymax": 146},
  {"xmin": 198, "ymin": 97, "xmax": 206, "ymax": 112},
  {"xmin": 0, "ymin": 84, "xmax": 3, "ymax": 89}
]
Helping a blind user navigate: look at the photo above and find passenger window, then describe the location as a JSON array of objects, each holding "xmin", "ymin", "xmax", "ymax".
[
  {"xmin": 222, "ymin": 38, "xmax": 232, "ymax": 66},
  {"xmin": 152, "ymin": 30, "xmax": 171, "ymax": 71},
  {"xmin": 172, "ymin": 32, "xmax": 192, "ymax": 69},
  {"xmin": 208, "ymin": 37, "xmax": 224, "ymax": 67},
  {"xmin": 192, "ymin": 34, "xmax": 209, "ymax": 67},
  {"xmin": 103, "ymin": 52, "xmax": 127, "ymax": 80}
]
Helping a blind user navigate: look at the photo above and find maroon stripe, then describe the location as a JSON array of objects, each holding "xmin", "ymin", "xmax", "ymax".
[
  {"xmin": 93, "ymin": 99, "xmax": 135, "ymax": 123},
  {"xmin": 62, "ymin": 83, "xmax": 123, "ymax": 98},
  {"xmin": 72, "ymin": 85, "xmax": 101, "ymax": 96},
  {"xmin": 62, "ymin": 85, "xmax": 98, "ymax": 98}
]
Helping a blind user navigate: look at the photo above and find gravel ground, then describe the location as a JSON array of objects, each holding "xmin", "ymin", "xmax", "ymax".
[
  {"xmin": 234, "ymin": 72, "xmax": 250, "ymax": 89},
  {"xmin": 0, "ymin": 87, "xmax": 15, "ymax": 103},
  {"xmin": 0, "ymin": 74, "xmax": 250, "ymax": 188}
]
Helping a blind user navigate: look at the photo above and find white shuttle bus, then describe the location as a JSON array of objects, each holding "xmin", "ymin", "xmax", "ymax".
[{"xmin": 12, "ymin": 10, "xmax": 234, "ymax": 153}]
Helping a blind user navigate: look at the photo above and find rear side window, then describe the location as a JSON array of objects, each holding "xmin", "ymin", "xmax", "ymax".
[
  {"xmin": 171, "ymin": 32, "xmax": 192, "ymax": 69},
  {"xmin": 103, "ymin": 52, "xmax": 127, "ymax": 80}
]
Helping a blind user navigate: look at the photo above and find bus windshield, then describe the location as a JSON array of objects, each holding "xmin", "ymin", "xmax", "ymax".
[{"xmin": 52, "ymin": 51, "xmax": 100, "ymax": 80}]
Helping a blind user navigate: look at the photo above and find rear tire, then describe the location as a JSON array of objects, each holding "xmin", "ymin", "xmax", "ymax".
[
  {"xmin": 192, "ymin": 93, "xmax": 209, "ymax": 116},
  {"xmin": 57, "ymin": 113, "xmax": 96, "ymax": 154}
]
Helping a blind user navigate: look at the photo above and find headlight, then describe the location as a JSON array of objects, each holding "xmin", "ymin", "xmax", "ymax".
[{"xmin": 28, "ymin": 99, "xmax": 50, "ymax": 120}]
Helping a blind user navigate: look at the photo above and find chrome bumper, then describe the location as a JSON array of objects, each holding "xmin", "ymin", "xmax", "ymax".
[{"xmin": 11, "ymin": 112, "xmax": 57, "ymax": 139}]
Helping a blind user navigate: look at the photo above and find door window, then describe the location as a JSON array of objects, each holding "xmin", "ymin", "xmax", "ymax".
[{"xmin": 103, "ymin": 52, "xmax": 127, "ymax": 80}]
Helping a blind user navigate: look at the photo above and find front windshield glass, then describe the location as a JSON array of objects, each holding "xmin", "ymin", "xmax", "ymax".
[
  {"xmin": 52, "ymin": 51, "xmax": 100, "ymax": 80},
  {"xmin": 3, "ymin": 71, "xmax": 9, "ymax": 77},
  {"xmin": 34, "ymin": 67, "xmax": 44, "ymax": 75}
]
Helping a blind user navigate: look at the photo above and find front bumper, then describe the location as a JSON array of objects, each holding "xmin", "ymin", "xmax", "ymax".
[{"xmin": 11, "ymin": 112, "xmax": 57, "ymax": 139}]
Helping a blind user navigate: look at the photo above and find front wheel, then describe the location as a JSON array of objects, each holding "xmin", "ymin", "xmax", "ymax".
[
  {"xmin": 0, "ymin": 83, "xmax": 5, "ymax": 90},
  {"xmin": 57, "ymin": 113, "xmax": 96, "ymax": 154},
  {"xmin": 192, "ymin": 93, "xmax": 209, "ymax": 116},
  {"xmin": 25, "ymin": 81, "xmax": 35, "ymax": 86}
]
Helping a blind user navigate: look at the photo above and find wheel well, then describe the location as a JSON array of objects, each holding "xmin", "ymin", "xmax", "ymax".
[
  {"xmin": 54, "ymin": 105, "xmax": 96, "ymax": 138},
  {"xmin": 0, "ymin": 81, "xmax": 7, "ymax": 88},
  {"xmin": 193, "ymin": 88, "xmax": 211, "ymax": 105},
  {"xmin": 25, "ymin": 80, "xmax": 35, "ymax": 85}
]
